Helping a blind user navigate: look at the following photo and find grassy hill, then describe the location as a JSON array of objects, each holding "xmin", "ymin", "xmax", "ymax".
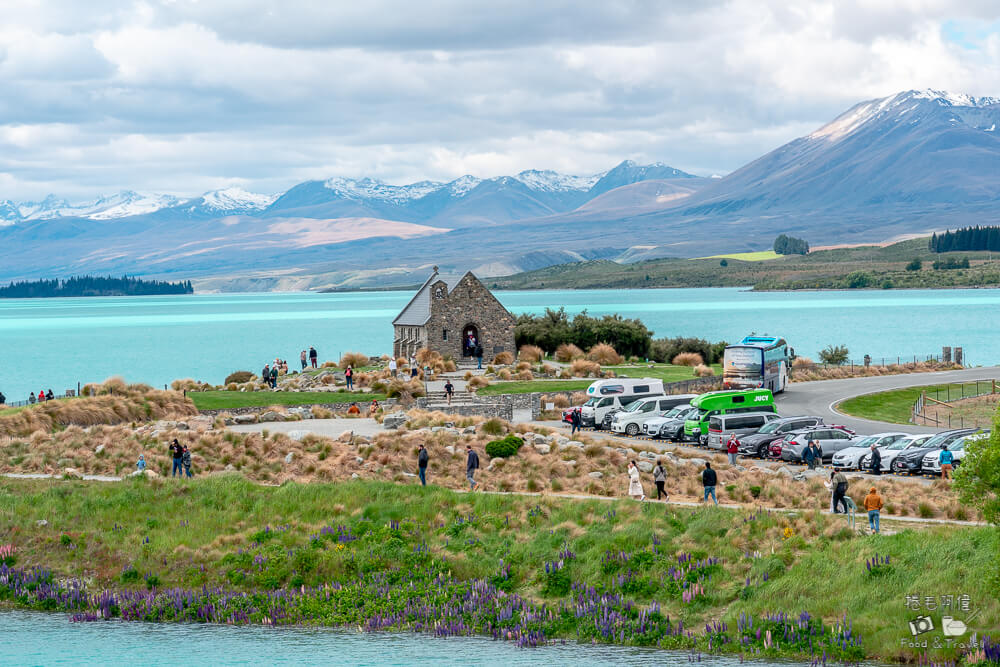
[{"xmin": 490, "ymin": 238, "xmax": 1000, "ymax": 290}]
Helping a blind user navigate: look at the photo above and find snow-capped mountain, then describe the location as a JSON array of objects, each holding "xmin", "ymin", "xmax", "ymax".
[
  {"xmin": 185, "ymin": 187, "xmax": 277, "ymax": 215},
  {"xmin": 3, "ymin": 191, "xmax": 183, "ymax": 223}
]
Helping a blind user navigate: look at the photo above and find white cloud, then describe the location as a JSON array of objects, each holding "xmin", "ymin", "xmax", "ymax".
[{"xmin": 0, "ymin": 0, "xmax": 998, "ymax": 200}]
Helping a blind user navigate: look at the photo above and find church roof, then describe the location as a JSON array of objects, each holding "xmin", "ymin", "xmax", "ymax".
[{"xmin": 392, "ymin": 268, "xmax": 463, "ymax": 326}]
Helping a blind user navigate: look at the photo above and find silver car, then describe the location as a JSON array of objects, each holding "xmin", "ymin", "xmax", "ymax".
[
  {"xmin": 831, "ymin": 432, "xmax": 909, "ymax": 470},
  {"xmin": 859, "ymin": 434, "xmax": 933, "ymax": 471}
]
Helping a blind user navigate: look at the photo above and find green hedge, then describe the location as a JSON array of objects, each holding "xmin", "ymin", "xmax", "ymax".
[{"xmin": 485, "ymin": 434, "xmax": 524, "ymax": 459}]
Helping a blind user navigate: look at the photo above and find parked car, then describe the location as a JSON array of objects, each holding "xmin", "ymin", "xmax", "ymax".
[
  {"xmin": 736, "ymin": 416, "xmax": 825, "ymax": 459},
  {"xmin": 891, "ymin": 429, "xmax": 976, "ymax": 475},
  {"xmin": 706, "ymin": 412, "xmax": 781, "ymax": 450},
  {"xmin": 920, "ymin": 431, "xmax": 989, "ymax": 474},
  {"xmin": 606, "ymin": 394, "xmax": 697, "ymax": 434},
  {"xmin": 775, "ymin": 426, "xmax": 857, "ymax": 463},
  {"xmin": 643, "ymin": 406, "xmax": 698, "ymax": 440},
  {"xmin": 859, "ymin": 434, "xmax": 934, "ymax": 472},
  {"xmin": 831, "ymin": 432, "xmax": 910, "ymax": 470}
]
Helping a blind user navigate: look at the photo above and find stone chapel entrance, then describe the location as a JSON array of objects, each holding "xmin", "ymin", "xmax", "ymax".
[{"xmin": 462, "ymin": 324, "xmax": 480, "ymax": 357}]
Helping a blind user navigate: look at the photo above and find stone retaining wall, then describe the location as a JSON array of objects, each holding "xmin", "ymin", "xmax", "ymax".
[{"xmin": 198, "ymin": 399, "xmax": 400, "ymax": 417}]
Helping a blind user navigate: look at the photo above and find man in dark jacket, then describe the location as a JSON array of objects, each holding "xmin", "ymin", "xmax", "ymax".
[
  {"xmin": 182, "ymin": 446, "xmax": 193, "ymax": 478},
  {"xmin": 701, "ymin": 461, "xmax": 718, "ymax": 505},
  {"xmin": 262, "ymin": 364, "xmax": 270, "ymax": 386},
  {"xmin": 869, "ymin": 444, "xmax": 882, "ymax": 476},
  {"xmin": 570, "ymin": 408, "xmax": 582, "ymax": 435},
  {"xmin": 444, "ymin": 380, "xmax": 454, "ymax": 405},
  {"xmin": 466, "ymin": 445, "xmax": 480, "ymax": 491},
  {"xmin": 417, "ymin": 444, "xmax": 429, "ymax": 486},
  {"xmin": 270, "ymin": 366, "xmax": 279, "ymax": 389},
  {"xmin": 0, "ymin": 391, "xmax": 6, "ymax": 406},
  {"xmin": 170, "ymin": 439, "xmax": 184, "ymax": 477},
  {"xmin": 831, "ymin": 471, "xmax": 849, "ymax": 513},
  {"xmin": 803, "ymin": 440, "xmax": 817, "ymax": 469},
  {"xmin": 309, "ymin": 346, "xmax": 318, "ymax": 368},
  {"xmin": 475, "ymin": 344, "xmax": 484, "ymax": 370}
]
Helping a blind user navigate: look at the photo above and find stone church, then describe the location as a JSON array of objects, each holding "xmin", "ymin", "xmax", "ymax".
[{"xmin": 392, "ymin": 267, "xmax": 516, "ymax": 361}]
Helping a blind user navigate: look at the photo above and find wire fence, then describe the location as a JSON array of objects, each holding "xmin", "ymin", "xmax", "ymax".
[
  {"xmin": 912, "ymin": 380, "xmax": 998, "ymax": 429},
  {"xmin": 794, "ymin": 353, "xmax": 957, "ymax": 373},
  {"xmin": 2, "ymin": 390, "xmax": 76, "ymax": 409}
]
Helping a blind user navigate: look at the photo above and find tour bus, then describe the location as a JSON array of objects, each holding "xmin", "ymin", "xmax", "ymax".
[
  {"xmin": 682, "ymin": 389, "xmax": 776, "ymax": 443},
  {"xmin": 577, "ymin": 378, "xmax": 666, "ymax": 428},
  {"xmin": 722, "ymin": 335, "xmax": 791, "ymax": 393}
]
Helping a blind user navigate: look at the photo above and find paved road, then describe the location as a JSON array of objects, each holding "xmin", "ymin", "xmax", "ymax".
[{"xmin": 776, "ymin": 366, "xmax": 1000, "ymax": 434}]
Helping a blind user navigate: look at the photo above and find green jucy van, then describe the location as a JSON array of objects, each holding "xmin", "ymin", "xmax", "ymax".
[{"xmin": 682, "ymin": 389, "xmax": 776, "ymax": 442}]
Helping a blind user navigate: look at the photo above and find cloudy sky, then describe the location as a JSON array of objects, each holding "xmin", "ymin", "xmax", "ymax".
[{"xmin": 2, "ymin": 0, "xmax": 999, "ymax": 200}]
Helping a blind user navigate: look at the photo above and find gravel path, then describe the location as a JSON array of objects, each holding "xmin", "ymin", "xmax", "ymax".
[{"xmin": 228, "ymin": 418, "xmax": 385, "ymax": 439}]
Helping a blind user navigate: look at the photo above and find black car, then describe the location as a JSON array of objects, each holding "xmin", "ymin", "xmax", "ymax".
[
  {"xmin": 891, "ymin": 429, "xmax": 975, "ymax": 475},
  {"xmin": 736, "ymin": 416, "xmax": 825, "ymax": 458}
]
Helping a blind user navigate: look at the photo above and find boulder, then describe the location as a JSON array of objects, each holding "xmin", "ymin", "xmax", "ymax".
[
  {"xmin": 567, "ymin": 440, "xmax": 585, "ymax": 449},
  {"xmin": 686, "ymin": 457, "xmax": 707, "ymax": 467},
  {"xmin": 532, "ymin": 433, "xmax": 548, "ymax": 445},
  {"xmin": 383, "ymin": 412, "xmax": 409, "ymax": 430},
  {"xmin": 286, "ymin": 430, "xmax": 309, "ymax": 441},
  {"xmin": 775, "ymin": 466, "xmax": 794, "ymax": 478},
  {"xmin": 288, "ymin": 407, "xmax": 313, "ymax": 420},
  {"xmin": 638, "ymin": 451, "xmax": 657, "ymax": 460},
  {"xmin": 225, "ymin": 464, "xmax": 235, "ymax": 471},
  {"xmin": 338, "ymin": 431, "xmax": 354, "ymax": 442},
  {"xmin": 259, "ymin": 411, "xmax": 282, "ymax": 423},
  {"xmin": 487, "ymin": 458, "xmax": 504, "ymax": 471},
  {"xmin": 284, "ymin": 452, "xmax": 294, "ymax": 464},
  {"xmin": 533, "ymin": 443, "xmax": 551, "ymax": 455},
  {"xmin": 637, "ymin": 460, "xmax": 654, "ymax": 473},
  {"xmin": 223, "ymin": 417, "xmax": 235, "ymax": 426},
  {"xmin": 94, "ymin": 445, "xmax": 105, "ymax": 455},
  {"xmin": 563, "ymin": 459, "xmax": 577, "ymax": 467},
  {"xmin": 463, "ymin": 425, "xmax": 477, "ymax": 435},
  {"xmin": 444, "ymin": 445, "xmax": 456, "ymax": 455},
  {"xmin": 588, "ymin": 471, "xmax": 604, "ymax": 479},
  {"xmin": 351, "ymin": 473, "xmax": 360, "ymax": 479},
  {"xmin": 233, "ymin": 414, "xmax": 257, "ymax": 425},
  {"xmin": 431, "ymin": 426, "xmax": 446, "ymax": 433}
]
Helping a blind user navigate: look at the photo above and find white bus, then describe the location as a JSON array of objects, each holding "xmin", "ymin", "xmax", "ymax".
[{"xmin": 723, "ymin": 335, "xmax": 790, "ymax": 393}]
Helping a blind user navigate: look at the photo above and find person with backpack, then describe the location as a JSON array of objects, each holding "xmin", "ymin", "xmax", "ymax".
[
  {"xmin": 182, "ymin": 446, "xmax": 193, "ymax": 478},
  {"xmin": 570, "ymin": 408, "xmax": 582, "ymax": 435},
  {"xmin": 701, "ymin": 461, "xmax": 718, "ymax": 506},
  {"xmin": 653, "ymin": 459, "xmax": 668, "ymax": 501},
  {"xmin": 444, "ymin": 380, "xmax": 454, "ymax": 405},
  {"xmin": 869, "ymin": 443, "xmax": 882, "ymax": 476},
  {"xmin": 417, "ymin": 443, "xmax": 429, "ymax": 486},
  {"xmin": 726, "ymin": 433, "xmax": 739, "ymax": 465},
  {"xmin": 939, "ymin": 445, "xmax": 954, "ymax": 479},
  {"xmin": 309, "ymin": 346, "xmax": 318, "ymax": 369},
  {"xmin": 475, "ymin": 344, "xmax": 484, "ymax": 370},
  {"xmin": 345, "ymin": 366, "xmax": 354, "ymax": 390},
  {"xmin": 466, "ymin": 444, "xmax": 480, "ymax": 491},
  {"xmin": 863, "ymin": 486, "xmax": 883, "ymax": 534},
  {"xmin": 831, "ymin": 470, "xmax": 849, "ymax": 514},
  {"xmin": 169, "ymin": 439, "xmax": 184, "ymax": 477}
]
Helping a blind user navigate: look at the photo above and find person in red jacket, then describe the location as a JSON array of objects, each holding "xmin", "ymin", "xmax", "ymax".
[
  {"xmin": 38, "ymin": 390, "xmax": 46, "ymax": 403},
  {"xmin": 727, "ymin": 433, "xmax": 739, "ymax": 465}
]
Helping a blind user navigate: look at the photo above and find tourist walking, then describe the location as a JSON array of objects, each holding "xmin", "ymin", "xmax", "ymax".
[
  {"xmin": 388, "ymin": 357, "xmax": 398, "ymax": 377},
  {"xmin": 309, "ymin": 346, "xmax": 318, "ymax": 369},
  {"xmin": 569, "ymin": 408, "xmax": 581, "ymax": 435},
  {"xmin": 803, "ymin": 440, "xmax": 817, "ymax": 470},
  {"xmin": 475, "ymin": 344, "xmax": 484, "ymax": 370},
  {"xmin": 345, "ymin": 366, "xmax": 354, "ymax": 390},
  {"xmin": 869, "ymin": 444, "xmax": 882, "ymax": 476},
  {"xmin": 182, "ymin": 446, "xmax": 193, "ymax": 478},
  {"xmin": 627, "ymin": 461, "xmax": 645, "ymax": 501},
  {"xmin": 701, "ymin": 461, "xmax": 718, "ymax": 506},
  {"xmin": 939, "ymin": 445, "xmax": 954, "ymax": 480},
  {"xmin": 466, "ymin": 445, "xmax": 480, "ymax": 491},
  {"xmin": 444, "ymin": 380, "xmax": 454, "ymax": 405},
  {"xmin": 726, "ymin": 433, "xmax": 739, "ymax": 465},
  {"xmin": 262, "ymin": 364, "xmax": 270, "ymax": 386},
  {"xmin": 270, "ymin": 365, "xmax": 279, "ymax": 389},
  {"xmin": 169, "ymin": 439, "xmax": 184, "ymax": 477},
  {"xmin": 863, "ymin": 486, "xmax": 883, "ymax": 534},
  {"xmin": 300, "ymin": 350, "xmax": 307, "ymax": 370},
  {"xmin": 136, "ymin": 454, "xmax": 146, "ymax": 473},
  {"xmin": 417, "ymin": 443, "xmax": 429, "ymax": 486},
  {"xmin": 410, "ymin": 355, "xmax": 419, "ymax": 378},
  {"xmin": 831, "ymin": 470, "xmax": 849, "ymax": 514},
  {"xmin": 653, "ymin": 459, "xmax": 668, "ymax": 500}
]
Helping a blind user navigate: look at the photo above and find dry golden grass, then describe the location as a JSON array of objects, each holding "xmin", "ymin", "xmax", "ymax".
[
  {"xmin": 792, "ymin": 356, "xmax": 815, "ymax": 368},
  {"xmin": 694, "ymin": 364, "xmax": 715, "ymax": 377},
  {"xmin": 518, "ymin": 345, "xmax": 544, "ymax": 362},
  {"xmin": 467, "ymin": 376, "xmax": 490, "ymax": 391},
  {"xmin": 544, "ymin": 394, "xmax": 570, "ymax": 408},
  {"xmin": 492, "ymin": 351, "xmax": 514, "ymax": 366},
  {"xmin": 554, "ymin": 343, "xmax": 584, "ymax": 362},
  {"xmin": 791, "ymin": 359, "xmax": 962, "ymax": 382},
  {"xmin": 587, "ymin": 343, "xmax": 623, "ymax": 365},
  {"xmin": 515, "ymin": 370, "xmax": 534, "ymax": 381},
  {"xmin": 569, "ymin": 359, "xmax": 602, "ymax": 377},
  {"xmin": 339, "ymin": 352, "xmax": 369, "ymax": 368},
  {"xmin": 672, "ymin": 352, "xmax": 704, "ymax": 367},
  {"xmin": 497, "ymin": 369, "xmax": 513, "ymax": 380}
]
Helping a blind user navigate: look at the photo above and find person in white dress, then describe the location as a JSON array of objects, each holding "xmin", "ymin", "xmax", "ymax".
[{"xmin": 627, "ymin": 461, "xmax": 645, "ymax": 502}]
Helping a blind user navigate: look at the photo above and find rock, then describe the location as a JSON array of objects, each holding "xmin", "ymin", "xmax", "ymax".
[
  {"xmin": 775, "ymin": 466, "xmax": 794, "ymax": 478},
  {"xmin": 402, "ymin": 472, "xmax": 417, "ymax": 478},
  {"xmin": 288, "ymin": 407, "xmax": 313, "ymax": 420},
  {"xmin": 355, "ymin": 456, "xmax": 365, "ymax": 464},
  {"xmin": 62, "ymin": 468, "xmax": 84, "ymax": 479},
  {"xmin": 686, "ymin": 457, "xmax": 707, "ymax": 467},
  {"xmin": 556, "ymin": 437, "xmax": 569, "ymax": 445},
  {"xmin": 223, "ymin": 417, "xmax": 235, "ymax": 426},
  {"xmin": 588, "ymin": 471, "xmax": 604, "ymax": 479},
  {"xmin": 431, "ymin": 426, "xmax": 446, "ymax": 433},
  {"xmin": 284, "ymin": 452, "xmax": 294, "ymax": 464},
  {"xmin": 532, "ymin": 433, "xmax": 548, "ymax": 445},
  {"xmin": 225, "ymin": 464, "xmax": 235, "ymax": 471},
  {"xmin": 94, "ymin": 445, "xmax": 105, "ymax": 455},
  {"xmin": 286, "ymin": 430, "xmax": 309, "ymax": 441},
  {"xmin": 56, "ymin": 458, "xmax": 73, "ymax": 467},
  {"xmin": 533, "ymin": 443, "xmax": 551, "ymax": 455},
  {"xmin": 259, "ymin": 411, "xmax": 281, "ymax": 423},
  {"xmin": 445, "ymin": 428, "xmax": 461, "ymax": 436},
  {"xmin": 463, "ymin": 425, "xmax": 476, "ymax": 434},
  {"xmin": 338, "ymin": 430, "xmax": 354, "ymax": 442},
  {"xmin": 351, "ymin": 473, "xmax": 359, "ymax": 479},
  {"xmin": 487, "ymin": 458, "xmax": 504, "ymax": 471},
  {"xmin": 567, "ymin": 440, "xmax": 585, "ymax": 449},
  {"xmin": 174, "ymin": 422, "xmax": 190, "ymax": 431},
  {"xmin": 233, "ymin": 414, "xmax": 257, "ymax": 425},
  {"xmin": 383, "ymin": 412, "xmax": 409, "ymax": 430},
  {"xmin": 639, "ymin": 451, "xmax": 657, "ymax": 460},
  {"xmin": 444, "ymin": 421, "xmax": 455, "ymax": 428},
  {"xmin": 444, "ymin": 445, "xmax": 456, "ymax": 455},
  {"xmin": 615, "ymin": 447, "xmax": 631, "ymax": 457},
  {"xmin": 637, "ymin": 460, "xmax": 654, "ymax": 473},
  {"xmin": 563, "ymin": 459, "xmax": 577, "ymax": 467},
  {"xmin": 36, "ymin": 519, "xmax": 48, "ymax": 527}
]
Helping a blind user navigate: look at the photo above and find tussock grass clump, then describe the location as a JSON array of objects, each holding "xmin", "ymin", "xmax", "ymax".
[
  {"xmin": 339, "ymin": 352, "xmax": 369, "ymax": 369},
  {"xmin": 515, "ymin": 370, "xmax": 534, "ymax": 381},
  {"xmin": 694, "ymin": 364, "xmax": 715, "ymax": 377},
  {"xmin": 492, "ymin": 351, "xmax": 514, "ymax": 366},
  {"xmin": 569, "ymin": 359, "xmax": 602, "ymax": 377},
  {"xmin": 467, "ymin": 376, "xmax": 491, "ymax": 391},
  {"xmin": 544, "ymin": 394, "xmax": 570, "ymax": 409},
  {"xmin": 518, "ymin": 345, "xmax": 544, "ymax": 363},
  {"xmin": 672, "ymin": 352, "xmax": 704, "ymax": 367},
  {"xmin": 385, "ymin": 379, "xmax": 425, "ymax": 401},
  {"xmin": 587, "ymin": 343, "xmax": 623, "ymax": 365},
  {"xmin": 554, "ymin": 343, "xmax": 585, "ymax": 362},
  {"xmin": 224, "ymin": 371, "xmax": 255, "ymax": 385}
]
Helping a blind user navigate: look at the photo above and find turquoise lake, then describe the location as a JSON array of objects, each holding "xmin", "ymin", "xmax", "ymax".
[
  {"xmin": 0, "ymin": 287, "xmax": 996, "ymax": 402},
  {"xmin": 0, "ymin": 610, "xmax": 804, "ymax": 666}
]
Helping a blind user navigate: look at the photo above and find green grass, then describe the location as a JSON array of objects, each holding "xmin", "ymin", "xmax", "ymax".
[
  {"xmin": 697, "ymin": 250, "xmax": 781, "ymax": 261},
  {"xmin": 476, "ymin": 364, "xmax": 722, "ymax": 396},
  {"xmin": 836, "ymin": 383, "xmax": 981, "ymax": 424},
  {"xmin": 0, "ymin": 476, "xmax": 996, "ymax": 661},
  {"xmin": 189, "ymin": 390, "xmax": 385, "ymax": 410}
]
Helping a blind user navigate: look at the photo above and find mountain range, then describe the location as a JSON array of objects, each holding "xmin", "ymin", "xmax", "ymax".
[{"xmin": 1, "ymin": 89, "xmax": 998, "ymax": 290}]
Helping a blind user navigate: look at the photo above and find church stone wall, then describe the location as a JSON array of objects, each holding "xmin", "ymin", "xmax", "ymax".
[{"xmin": 424, "ymin": 274, "xmax": 516, "ymax": 360}]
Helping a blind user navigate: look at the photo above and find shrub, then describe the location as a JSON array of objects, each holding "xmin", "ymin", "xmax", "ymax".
[
  {"xmin": 516, "ymin": 370, "xmax": 534, "ymax": 381},
  {"xmin": 905, "ymin": 258, "xmax": 922, "ymax": 271},
  {"xmin": 515, "ymin": 361, "xmax": 532, "ymax": 372},
  {"xmin": 791, "ymin": 356, "xmax": 815, "ymax": 368},
  {"xmin": 672, "ymin": 352, "xmax": 704, "ymax": 367},
  {"xmin": 485, "ymin": 434, "xmax": 524, "ymax": 458},
  {"xmin": 749, "ymin": 486, "xmax": 762, "ymax": 499},
  {"xmin": 650, "ymin": 337, "xmax": 727, "ymax": 364},
  {"xmin": 386, "ymin": 378, "xmax": 425, "ymax": 399},
  {"xmin": 554, "ymin": 343, "xmax": 585, "ymax": 362},
  {"xmin": 492, "ymin": 351, "xmax": 514, "ymax": 365},
  {"xmin": 569, "ymin": 359, "xmax": 602, "ymax": 377},
  {"xmin": 339, "ymin": 352, "xmax": 369, "ymax": 369},
  {"xmin": 845, "ymin": 271, "xmax": 872, "ymax": 288},
  {"xmin": 720, "ymin": 259, "xmax": 728, "ymax": 267},
  {"xmin": 587, "ymin": 343, "xmax": 623, "ymax": 365},
  {"xmin": 467, "ymin": 376, "xmax": 490, "ymax": 391},
  {"xmin": 224, "ymin": 371, "xmax": 254, "ymax": 385},
  {"xmin": 497, "ymin": 369, "xmax": 512, "ymax": 380},
  {"xmin": 917, "ymin": 502, "xmax": 935, "ymax": 518},
  {"xmin": 548, "ymin": 394, "xmax": 570, "ymax": 408},
  {"xmin": 819, "ymin": 344, "xmax": 850, "ymax": 366},
  {"xmin": 694, "ymin": 364, "xmax": 715, "ymax": 377},
  {"xmin": 518, "ymin": 345, "xmax": 544, "ymax": 362},
  {"xmin": 481, "ymin": 418, "xmax": 505, "ymax": 436}
]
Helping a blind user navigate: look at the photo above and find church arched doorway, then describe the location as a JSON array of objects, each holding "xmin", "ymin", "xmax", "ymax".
[{"xmin": 462, "ymin": 324, "xmax": 480, "ymax": 357}]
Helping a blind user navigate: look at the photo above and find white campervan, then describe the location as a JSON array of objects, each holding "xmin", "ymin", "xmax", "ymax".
[{"xmin": 579, "ymin": 378, "xmax": 665, "ymax": 429}]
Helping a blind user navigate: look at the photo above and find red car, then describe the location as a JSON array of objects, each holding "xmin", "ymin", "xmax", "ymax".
[{"xmin": 562, "ymin": 406, "xmax": 581, "ymax": 425}]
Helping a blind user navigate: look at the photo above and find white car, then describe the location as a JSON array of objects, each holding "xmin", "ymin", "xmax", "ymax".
[
  {"xmin": 610, "ymin": 396, "xmax": 694, "ymax": 436},
  {"xmin": 859, "ymin": 434, "xmax": 933, "ymax": 472},
  {"xmin": 920, "ymin": 432, "xmax": 988, "ymax": 474},
  {"xmin": 831, "ymin": 432, "xmax": 910, "ymax": 470},
  {"xmin": 642, "ymin": 406, "xmax": 697, "ymax": 439}
]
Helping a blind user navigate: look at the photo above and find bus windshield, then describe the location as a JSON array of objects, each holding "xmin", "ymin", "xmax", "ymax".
[{"xmin": 724, "ymin": 347, "xmax": 763, "ymax": 379}]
